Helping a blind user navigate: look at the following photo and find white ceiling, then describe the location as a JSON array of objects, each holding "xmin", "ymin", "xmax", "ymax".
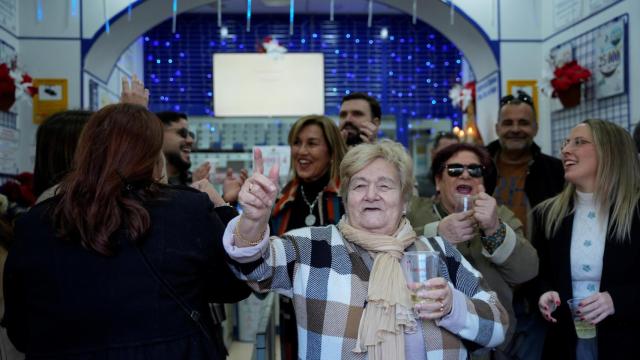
[{"xmin": 188, "ymin": 0, "xmax": 403, "ymax": 15}]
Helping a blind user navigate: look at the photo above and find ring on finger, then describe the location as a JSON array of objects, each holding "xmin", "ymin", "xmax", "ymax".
[
  {"xmin": 248, "ymin": 183, "xmax": 254, "ymax": 193},
  {"xmin": 438, "ymin": 301, "xmax": 444, "ymax": 312}
]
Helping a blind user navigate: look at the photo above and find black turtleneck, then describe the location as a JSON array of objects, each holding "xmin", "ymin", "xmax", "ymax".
[{"xmin": 285, "ymin": 170, "xmax": 331, "ymax": 231}]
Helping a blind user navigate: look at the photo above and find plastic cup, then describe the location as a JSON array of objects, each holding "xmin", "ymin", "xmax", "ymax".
[
  {"xmin": 401, "ymin": 251, "xmax": 440, "ymax": 304},
  {"xmin": 454, "ymin": 194, "xmax": 475, "ymax": 213},
  {"xmin": 567, "ymin": 298, "xmax": 596, "ymax": 339}
]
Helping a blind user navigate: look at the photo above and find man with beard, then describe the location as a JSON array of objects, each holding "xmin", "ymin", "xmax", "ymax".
[
  {"xmin": 486, "ymin": 91, "xmax": 564, "ymax": 360},
  {"xmin": 156, "ymin": 111, "xmax": 246, "ymax": 199},
  {"xmin": 338, "ymin": 93, "xmax": 381, "ymax": 147},
  {"xmin": 156, "ymin": 111, "xmax": 196, "ymax": 186}
]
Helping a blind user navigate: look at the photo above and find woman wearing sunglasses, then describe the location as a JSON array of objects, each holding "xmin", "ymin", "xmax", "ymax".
[{"xmin": 407, "ymin": 142, "xmax": 538, "ymax": 358}]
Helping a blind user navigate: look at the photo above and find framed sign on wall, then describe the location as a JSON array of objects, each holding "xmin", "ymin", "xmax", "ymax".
[{"xmin": 33, "ymin": 79, "xmax": 68, "ymax": 124}]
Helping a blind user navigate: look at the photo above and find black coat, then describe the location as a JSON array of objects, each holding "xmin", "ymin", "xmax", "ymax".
[
  {"xmin": 3, "ymin": 186, "xmax": 251, "ymax": 359},
  {"xmin": 487, "ymin": 140, "xmax": 565, "ymax": 208},
  {"xmin": 532, "ymin": 205, "xmax": 640, "ymax": 359}
]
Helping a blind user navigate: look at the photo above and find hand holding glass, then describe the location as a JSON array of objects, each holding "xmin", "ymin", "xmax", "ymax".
[
  {"xmin": 454, "ymin": 194, "xmax": 475, "ymax": 213},
  {"xmin": 567, "ymin": 298, "xmax": 596, "ymax": 339},
  {"xmin": 401, "ymin": 251, "xmax": 440, "ymax": 304}
]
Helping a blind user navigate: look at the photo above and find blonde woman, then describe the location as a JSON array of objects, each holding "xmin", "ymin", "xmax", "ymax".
[{"xmin": 535, "ymin": 119, "xmax": 640, "ymax": 359}]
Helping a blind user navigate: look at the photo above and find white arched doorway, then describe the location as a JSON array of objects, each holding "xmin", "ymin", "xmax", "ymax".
[{"xmin": 83, "ymin": 0, "xmax": 498, "ymax": 83}]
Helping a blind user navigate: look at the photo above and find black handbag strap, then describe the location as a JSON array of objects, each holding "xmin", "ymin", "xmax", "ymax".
[{"xmin": 135, "ymin": 246, "xmax": 212, "ymax": 342}]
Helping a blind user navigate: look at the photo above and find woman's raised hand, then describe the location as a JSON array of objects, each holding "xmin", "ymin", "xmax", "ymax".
[
  {"xmin": 120, "ymin": 75, "xmax": 149, "ymax": 107},
  {"xmin": 190, "ymin": 178, "xmax": 226, "ymax": 207},
  {"xmin": 473, "ymin": 184, "xmax": 500, "ymax": 235},
  {"xmin": 538, "ymin": 291, "xmax": 560, "ymax": 323},
  {"xmin": 238, "ymin": 148, "xmax": 279, "ymax": 223}
]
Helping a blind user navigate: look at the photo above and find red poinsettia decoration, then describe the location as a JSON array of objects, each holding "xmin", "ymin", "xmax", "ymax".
[
  {"xmin": 0, "ymin": 60, "xmax": 37, "ymax": 112},
  {"xmin": 0, "ymin": 63, "xmax": 17, "ymax": 109},
  {"xmin": 550, "ymin": 60, "xmax": 591, "ymax": 96},
  {"xmin": 0, "ymin": 172, "xmax": 36, "ymax": 207}
]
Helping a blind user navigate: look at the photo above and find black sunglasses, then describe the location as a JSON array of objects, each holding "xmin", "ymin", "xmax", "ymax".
[
  {"xmin": 445, "ymin": 163, "xmax": 484, "ymax": 178},
  {"xmin": 500, "ymin": 91, "xmax": 533, "ymax": 107}
]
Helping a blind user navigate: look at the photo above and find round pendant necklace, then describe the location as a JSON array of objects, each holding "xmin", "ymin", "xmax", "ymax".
[{"xmin": 300, "ymin": 185, "xmax": 322, "ymax": 226}]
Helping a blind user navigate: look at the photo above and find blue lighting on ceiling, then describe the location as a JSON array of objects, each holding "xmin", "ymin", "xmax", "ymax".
[{"xmin": 144, "ymin": 13, "xmax": 463, "ymax": 120}]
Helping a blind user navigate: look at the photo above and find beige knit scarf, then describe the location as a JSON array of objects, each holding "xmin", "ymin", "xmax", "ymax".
[{"xmin": 338, "ymin": 216, "xmax": 417, "ymax": 360}]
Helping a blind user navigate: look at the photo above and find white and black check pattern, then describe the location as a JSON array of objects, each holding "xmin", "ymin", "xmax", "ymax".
[{"xmin": 229, "ymin": 225, "xmax": 508, "ymax": 360}]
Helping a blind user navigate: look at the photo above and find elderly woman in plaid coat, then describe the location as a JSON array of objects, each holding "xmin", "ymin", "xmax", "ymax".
[{"xmin": 224, "ymin": 140, "xmax": 508, "ymax": 360}]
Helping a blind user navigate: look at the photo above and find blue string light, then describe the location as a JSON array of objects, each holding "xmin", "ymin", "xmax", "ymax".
[
  {"xmin": 289, "ymin": 0, "xmax": 294, "ymax": 35},
  {"xmin": 172, "ymin": 0, "xmax": 178, "ymax": 33},
  {"xmin": 246, "ymin": 0, "xmax": 251, "ymax": 32},
  {"xmin": 144, "ymin": 14, "xmax": 462, "ymax": 121},
  {"xmin": 70, "ymin": 0, "xmax": 78, "ymax": 17},
  {"xmin": 103, "ymin": 0, "xmax": 110, "ymax": 34},
  {"xmin": 36, "ymin": 0, "xmax": 43, "ymax": 22}
]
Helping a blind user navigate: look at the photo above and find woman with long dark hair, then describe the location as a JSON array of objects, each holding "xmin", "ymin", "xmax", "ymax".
[
  {"xmin": 33, "ymin": 110, "xmax": 92, "ymax": 202},
  {"xmin": 3, "ymin": 102, "xmax": 250, "ymax": 359}
]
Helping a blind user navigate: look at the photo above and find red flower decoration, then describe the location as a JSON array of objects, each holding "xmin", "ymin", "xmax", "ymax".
[
  {"xmin": 0, "ymin": 172, "xmax": 36, "ymax": 207},
  {"xmin": 0, "ymin": 60, "xmax": 37, "ymax": 111},
  {"xmin": 550, "ymin": 61, "xmax": 592, "ymax": 96},
  {"xmin": 0, "ymin": 64, "xmax": 16, "ymax": 99}
]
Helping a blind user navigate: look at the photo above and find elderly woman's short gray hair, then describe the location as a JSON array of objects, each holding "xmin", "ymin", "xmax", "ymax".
[{"xmin": 339, "ymin": 140, "xmax": 414, "ymax": 204}]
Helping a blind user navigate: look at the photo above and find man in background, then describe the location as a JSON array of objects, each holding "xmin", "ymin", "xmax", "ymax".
[
  {"xmin": 486, "ymin": 91, "xmax": 564, "ymax": 360},
  {"xmin": 338, "ymin": 93, "xmax": 381, "ymax": 147},
  {"xmin": 156, "ymin": 111, "xmax": 197, "ymax": 186},
  {"xmin": 156, "ymin": 111, "xmax": 245, "ymax": 201},
  {"xmin": 488, "ymin": 92, "xmax": 564, "ymax": 234}
]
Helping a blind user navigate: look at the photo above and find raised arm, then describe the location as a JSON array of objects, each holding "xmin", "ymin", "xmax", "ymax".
[
  {"xmin": 234, "ymin": 148, "xmax": 279, "ymax": 247},
  {"xmin": 120, "ymin": 74, "xmax": 149, "ymax": 107}
]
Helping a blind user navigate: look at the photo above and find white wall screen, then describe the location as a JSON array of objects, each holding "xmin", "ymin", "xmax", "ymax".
[{"xmin": 213, "ymin": 53, "xmax": 324, "ymax": 117}]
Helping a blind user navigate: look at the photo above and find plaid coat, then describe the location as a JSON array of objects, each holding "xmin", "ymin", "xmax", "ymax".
[{"xmin": 229, "ymin": 224, "xmax": 508, "ymax": 360}]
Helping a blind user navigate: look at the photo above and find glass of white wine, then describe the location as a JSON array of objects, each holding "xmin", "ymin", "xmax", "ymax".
[
  {"xmin": 401, "ymin": 251, "xmax": 440, "ymax": 305},
  {"xmin": 567, "ymin": 298, "xmax": 596, "ymax": 339}
]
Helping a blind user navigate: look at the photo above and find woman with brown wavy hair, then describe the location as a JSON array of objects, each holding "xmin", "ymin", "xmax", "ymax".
[{"xmin": 3, "ymin": 102, "xmax": 250, "ymax": 359}]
